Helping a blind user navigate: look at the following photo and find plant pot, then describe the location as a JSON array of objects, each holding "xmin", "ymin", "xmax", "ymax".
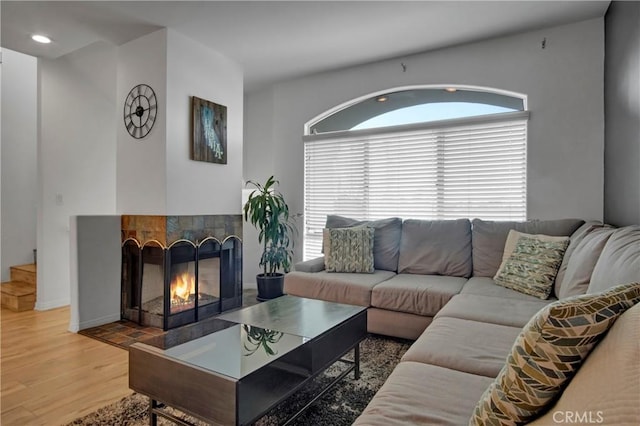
[{"xmin": 256, "ymin": 273, "xmax": 285, "ymax": 302}]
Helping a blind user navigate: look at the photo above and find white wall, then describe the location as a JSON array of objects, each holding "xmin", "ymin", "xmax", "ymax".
[
  {"xmin": 243, "ymin": 18, "xmax": 606, "ymax": 271},
  {"xmin": 166, "ymin": 30, "xmax": 243, "ymax": 215},
  {"xmin": 38, "ymin": 41, "xmax": 117, "ymax": 309},
  {"xmin": 604, "ymin": 1, "xmax": 640, "ymax": 226},
  {"xmin": 1, "ymin": 49, "xmax": 38, "ymax": 281},
  {"xmin": 116, "ymin": 30, "xmax": 168, "ymax": 214},
  {"xmin": 117, "ymin": 29, "xmax": 244, "ymax": 217}
]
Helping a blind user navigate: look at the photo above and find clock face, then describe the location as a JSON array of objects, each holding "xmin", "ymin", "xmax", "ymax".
[{"xmin": 124, "ymin": 84, "xmax": 157, "ymax": 139}]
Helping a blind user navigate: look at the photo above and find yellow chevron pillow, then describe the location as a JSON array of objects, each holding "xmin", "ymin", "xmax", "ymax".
[{"xmin": 470, "ymin": 282, "xmax": 640, "ymax": 425}]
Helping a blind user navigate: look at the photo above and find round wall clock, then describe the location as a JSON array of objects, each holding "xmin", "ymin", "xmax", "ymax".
[{"xmin": 124, "ymin": 83, "xmax": 157, "ymax": 139}]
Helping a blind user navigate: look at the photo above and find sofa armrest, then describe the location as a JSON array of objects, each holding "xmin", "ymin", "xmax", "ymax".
[{"xmin": 294, "ymin": 256, "xmax": 325, "ymax": 273}]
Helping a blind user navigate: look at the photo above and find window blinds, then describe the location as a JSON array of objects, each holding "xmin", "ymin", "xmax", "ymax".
[{"xmin": 303, "ymin": 112, "xmax": 529, "ymax": 260}]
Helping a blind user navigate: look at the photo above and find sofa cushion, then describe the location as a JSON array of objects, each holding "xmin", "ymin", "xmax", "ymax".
[
  {"xmin": 324, "ymin": 215, "xmax": 402, "ymax": 272},
  {"xmin": 470, "ymin": 282, "xmax": 640, "ymax": 425},
  {"xmin": 493, "ymin": 233, "xmax": 569, "ymax": 299},
  {"xmin": 283, "ymin": 270, "xmax": 395, "ymax": 307},
  {"xmin": 367, "ymin": 308, "xmax": 433, "ymax": 340},
  {"xmin": 371, "ymin": 274, "xmax": 467, "ymax": 316},
  {"xmin": 402, "ymin": 317, "xmax": 522, "ymax": 378},
  {"xmin": 527, "ymin": 302, "xmax": 640, "ymax": 426},
  {"xmin": 324, "ymin": 226, "xmax": 374, "ymax": 273},
  {"xmin": 555, "ymin": 221, "xmax": 607, "ymax": 297},
  {"xmin": 293, "ymin": 256, "xmax": 325, "ymax": 273},
  {"xmin": 460, "ymin": 277, "xmax": 557, "ymax": 302},
  {"xmin": 354, "ymin": 362, "xmax": 494, "ymax": 426},
  {"xmin": 471, "ymin": 218, "xmax": 584, "ymax": 277},
  {"xmin": 435, "ymin": 294, "xmax": 550, "ymax": 328},
  {"xmin": 589, "ymin": 225, "xmax": 640, "ymax": 293},
  {"xmin": 397, "ymin": 219, "xmax": 472, "ymax": 277},
  {"xmin": 559, "ymin": 227, "xmax": 615, "ymax": 299}
]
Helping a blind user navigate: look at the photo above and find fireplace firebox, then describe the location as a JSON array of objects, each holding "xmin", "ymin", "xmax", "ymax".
[{"xmin": 120, "ymin": 215, "xmax": 242, "ymax": 330}]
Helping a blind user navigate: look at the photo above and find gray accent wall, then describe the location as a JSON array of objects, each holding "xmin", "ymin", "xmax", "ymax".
[
  {"xmin": 244, "ymin": 19, "xmax": 606, "ymax": 271},
  {"xmin": 604, "ymin": 1, "xmax": 640, "ymax": 226},
  {"xmin": 69, "ymin": 216, "xmax": 121, "ymax": 332}
]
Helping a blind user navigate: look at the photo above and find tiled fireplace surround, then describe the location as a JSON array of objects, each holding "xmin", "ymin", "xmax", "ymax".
[{"xmin": 121, "ymin": 215, "xmax": 242, "ymax": 247}]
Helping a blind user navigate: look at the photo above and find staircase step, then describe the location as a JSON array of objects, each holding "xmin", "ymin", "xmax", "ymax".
[
  {"xmin": 1, "ymin": 281, "xmax": 36, "ymax": 312},
  {"xmin": 10, "ymin": 264, "xmax": 37, "ymax": 286}
]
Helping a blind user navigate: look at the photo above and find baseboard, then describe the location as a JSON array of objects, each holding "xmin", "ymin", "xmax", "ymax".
[
  {"xmin": 35, "ymin": 298, "xmax": 70, "ymax": 311},
  {"xmin": 70, "ymin": 312, "xmax": 121, "ymax": 333},
  {"xmin": 244, "ymin": 281, "xmax": 257, "ymax": 290}
]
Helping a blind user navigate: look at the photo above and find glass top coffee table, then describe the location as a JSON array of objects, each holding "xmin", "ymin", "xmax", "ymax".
[{"xmin": 129, "ymin": 295, "xmax": 367, "ymax": 425}]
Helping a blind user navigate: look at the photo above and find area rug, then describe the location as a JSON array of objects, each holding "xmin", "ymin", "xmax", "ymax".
[{"xmin": 67, "ymin": 335, "xmax": 410, "ymax": 426}]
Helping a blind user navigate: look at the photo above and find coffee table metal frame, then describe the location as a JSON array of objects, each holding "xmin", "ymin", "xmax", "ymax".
[{"xmin": 129, "ymin": 296, "xmax": 367, "ymax": 426}]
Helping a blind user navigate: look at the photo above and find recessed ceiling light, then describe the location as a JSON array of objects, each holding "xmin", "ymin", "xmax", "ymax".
[
  {"xmin": 32, "ymin": 34, "xmax": 51, "ymax": 44},
  {"xmin": 376, "ymin": 95, "xmax": 388, "ymax": 102},
  {"xmin": 444, "ymin": 87, "xmax": 457, "ymax": 93}
]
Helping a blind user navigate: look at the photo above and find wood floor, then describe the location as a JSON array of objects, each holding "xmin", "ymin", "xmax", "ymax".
[{"xmin": 1, "ymin": 306, "xmax": 132, "ymax": 425}]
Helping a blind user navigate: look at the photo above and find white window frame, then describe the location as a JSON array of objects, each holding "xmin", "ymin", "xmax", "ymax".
[{"xmin": 305, "ymin": 84, "xmax": 528, "ymax": 134}]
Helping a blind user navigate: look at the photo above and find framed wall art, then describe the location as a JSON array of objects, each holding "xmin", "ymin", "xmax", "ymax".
[{"xmin": 192, "ymin": 96, "xmax": 227, "ymax": 164}]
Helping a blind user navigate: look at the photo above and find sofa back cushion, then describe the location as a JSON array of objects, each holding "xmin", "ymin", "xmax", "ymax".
[
  {"xmin": 526, "ymin": 301, "xmax": 640, "ymax": 426},
  {"xmin": 555, "ymin": 221, "xmax": 603, "ymax": 291},
  {"xmin": 589, "ymin": 225, "xmax": 640, "ymax": 293},
  {"xmin": 398, "ymin": 219, "xmax": 472, "ymax": 277},
  {"xmin": 471, "ymin": 218, "xmax": 584, "ymax": 277},
  {"xmin": 558, "ymin": 227, "xmax": 615, "ymax": 299},
  {"xmin": 325, "ymin": 216, "xmax": 402, "ymax": 272}
]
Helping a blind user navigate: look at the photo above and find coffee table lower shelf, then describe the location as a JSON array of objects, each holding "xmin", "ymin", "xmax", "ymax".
[{"xmin": 146, "ymin": 344, "xmax": 360, "ymax": 426}]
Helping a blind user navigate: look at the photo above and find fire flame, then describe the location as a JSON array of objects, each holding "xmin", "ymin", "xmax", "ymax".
[{"xmin": 170, "ymin": 272, "xmax": 195, "ymax": 304}]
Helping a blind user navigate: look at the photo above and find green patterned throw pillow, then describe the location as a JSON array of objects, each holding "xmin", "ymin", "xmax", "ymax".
[
  {"xmin": 324, "ymin": 226, "xmax": 375, "ymax": 273},
  {"xmin": 494, "ymin": 235, "xmax": 569, "ymax": 299},
  {"xmin": 470, "ymin": 282, "xmax": 640, "ymax": 426}
]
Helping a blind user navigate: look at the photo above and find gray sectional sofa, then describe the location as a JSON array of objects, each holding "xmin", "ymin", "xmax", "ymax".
[{"xmin": 284, "ymin": 217, "xmax": 640, "ymax": 425}]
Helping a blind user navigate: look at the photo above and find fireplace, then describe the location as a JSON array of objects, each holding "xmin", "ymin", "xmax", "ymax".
[{"xmin": 121, "ymin": 215, "xmax": 242, "ymax": 330}]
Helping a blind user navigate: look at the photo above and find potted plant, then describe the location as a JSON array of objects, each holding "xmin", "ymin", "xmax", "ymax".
[
  {"xmin": 243, "ymin": 176, "xmax": 297, "ymax": 301},
  {"xmin": 242, "ymin": 325, "xmax": 284, "ymax": 356}
]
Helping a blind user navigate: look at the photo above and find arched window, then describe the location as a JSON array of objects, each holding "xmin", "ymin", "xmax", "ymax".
[{"xmin": 303, "ymin": 86, "xmax": 529, "ymax": 259}]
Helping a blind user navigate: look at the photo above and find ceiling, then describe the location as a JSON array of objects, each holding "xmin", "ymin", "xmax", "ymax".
[{"xmin": 1, "ymin": 1, "xmax": 611, "ymax": 92}]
